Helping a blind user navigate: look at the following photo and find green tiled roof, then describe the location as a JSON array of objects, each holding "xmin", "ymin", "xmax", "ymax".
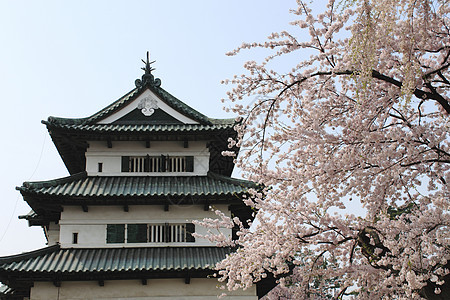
[
  {"xmin": 0, "ymin": 245, "xmax": 230, "ymax": 274},
  {"xmin": 42, "ymin": 121, "xmax": 235, "ymax": 133},
  {"xmin": 44, "ymin": 86, "xmax": 234, "ymax": 129},
  {"xmin": 18, "ymin": 172, "xmax": 255, "ymax": 198},
  {"xmin": 82, "ymin": 88, "xmax": 141, "ymax": 124}
]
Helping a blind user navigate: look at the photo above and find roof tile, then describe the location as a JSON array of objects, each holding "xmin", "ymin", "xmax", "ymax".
[
  {"xmin": 0, "ymin": 246, "xmax": 231, "ymax": 274},
  {"xmin": 19, "ymin": 172, "xmax": 255, "ymax": 198}
]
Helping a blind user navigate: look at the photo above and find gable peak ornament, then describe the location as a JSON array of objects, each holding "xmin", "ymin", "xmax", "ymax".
[
  {"xmin": 135, "ymin": 51, "xmax": 161, "ymax": 89},
  {"xmin": 138, "ymin": 97, "xmax": 159, "ymax": 116}
]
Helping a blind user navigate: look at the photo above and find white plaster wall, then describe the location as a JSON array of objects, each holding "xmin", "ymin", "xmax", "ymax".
[
  {"xmin": 97, "ymin": 89, "xmax": 200, "ymax": 125},
  {"xmin": 45, "ymin": 222, "xmax": 60, "ymax": 246},
  {"xmin": 59, "ymin": 205, "xmax": 230, "ymax": 248},
  {"xmin": 60, "ymin": 224, "xmax": 106, "ymax": 247},
  {"xmin": 30, "ymin": 279, "xmax": 257, "ymax": 300},
  {"xmin": 86, "ymin": 141, "xmax": 210, "ymax": 176}
]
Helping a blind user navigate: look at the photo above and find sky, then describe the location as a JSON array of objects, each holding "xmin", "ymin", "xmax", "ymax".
[{"xmin": 0, "ymin": 1, "xmax": 298, "ymax": 256}]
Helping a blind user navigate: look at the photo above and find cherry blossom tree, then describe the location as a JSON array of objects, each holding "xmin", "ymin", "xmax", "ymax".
[{"xmin": 198, "ymin": 0, "xmax": 450, "ymax": 299}]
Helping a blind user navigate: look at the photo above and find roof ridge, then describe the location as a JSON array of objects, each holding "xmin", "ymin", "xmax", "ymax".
[
  {"xmin": 86, "ymin": 88, "xmax": 140, "ymax": 124},
  {"xmin": 43, "ymin": 123, "xmax": 235, "ymax": 131},
  {"xmin": 208, "ymin": 117, "xmax": 236, "ymax": 125},
  {"xmin": 59, "ymin": 246, "xmax": 229, "ymax": 250},
  {"xmin": 0, "ymin": 245, "xmax": 60, "ymax": 264},
  {"xmin": 43, "ymin": 88, "xmax": 139, "ymax": 126},
  {"xmin": 18, "ymin": 171, "xmax": 87, "ymax": 190},
  {"xmin": 43, "ymin": 116, "xmax": 89, "ymax": 126}
]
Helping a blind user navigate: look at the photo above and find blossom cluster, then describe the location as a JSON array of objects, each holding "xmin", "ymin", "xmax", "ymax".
[{"xmin": 202, "ymin": 0, "xmax": 450, "ymax": 298}]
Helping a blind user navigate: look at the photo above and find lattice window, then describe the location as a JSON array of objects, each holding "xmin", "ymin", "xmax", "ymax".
[
  {"xmin": 106, "ymin": 223, "xmax": 195, "ymax": 244},
  {"xmin": 148, "ymin": 223, "xmax": 190, "ymax": 243},
  {"xmin": 121, "ymin": 156, "xmax": 194, "ymax": 173}
]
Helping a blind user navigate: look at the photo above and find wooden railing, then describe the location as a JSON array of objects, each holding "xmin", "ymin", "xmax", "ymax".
[
  {"xmin": 149, "ymin": 224, "xmax": 187, "ymax": 243},
  {"xmin": 123, "ymin": 155, "xmax": 193, "ymax": 173}
]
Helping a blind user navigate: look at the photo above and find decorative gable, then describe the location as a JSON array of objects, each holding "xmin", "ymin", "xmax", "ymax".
[
  {"xmin": 114, "ymin": 107, "xmax": 183, "ymax": 125},
  {"xmin": 96, "ymin": 89, "xmax": 199, "ymax": 125}
]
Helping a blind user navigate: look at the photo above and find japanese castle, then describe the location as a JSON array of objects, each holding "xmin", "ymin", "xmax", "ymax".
[{"xmin": 0, "ymin": 54, "xmax": 272, "ymax": 299}]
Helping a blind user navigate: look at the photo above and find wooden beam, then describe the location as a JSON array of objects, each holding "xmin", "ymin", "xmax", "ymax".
[
  {"xmin": 53, "ymin": 281, "xmax": 61, "ymax": 287},
  {"xmin": 185, "ymin": 276, "xmax": 191, "ymax": 284},
  {"xmin": 183, "ymin": 140, "xmax": 189, "ymax": 148},
  {"xmin": 145, "ymin": 140, "xmax": 150, "ymax": 148},
  {"xmin": 164, "ymin": 204, "xmax": 169, "ymax": 211},
  {"xmin": 141, "ymin": 279, "xmax": 147, "ymax": 285},
  {"xmin": 123, "ymin": 205, "xmax": 129, "ymax": 212},
  {"xmin": 107, "ymin": 139, "xmax": 112, "ymax": 148},
  {"xmin": 204, "ymin": 202, "xmax": 210, "ymax": 211},
  {"xmin": 98, "ymin": 280, "xmax": 104, "ymax": 287},
  {"xmin": 82, "ymin": 205, "xmax": 88, "ymax": 212}
]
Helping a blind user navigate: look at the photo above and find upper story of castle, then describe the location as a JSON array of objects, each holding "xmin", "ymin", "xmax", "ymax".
[{"xmin": 42, "ymin": 53, "xmax": 238, "ymax": 177}]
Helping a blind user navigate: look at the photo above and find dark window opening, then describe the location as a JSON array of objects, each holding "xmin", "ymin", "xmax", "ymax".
[
  {"xmin": 106, "ymin": 224, "xmax": 125, "ymax": 243},
  {"xmin": 186, "ymin": 223, "xmax": 196, "ymax": 242},
  {"xmin": 72, "ymin": 232, "xmax": 78, "ymax": 244},
  {"xmin": 127, "ymin": 224, "xmax": 148, "ymax": 243}
]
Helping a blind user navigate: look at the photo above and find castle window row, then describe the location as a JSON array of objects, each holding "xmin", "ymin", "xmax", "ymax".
[
  {"xmin": 121, "ymin": 155, "xmax": 194, "ymax": 173},
  {"xmin": 106, "ymin": 223, "xmax": 195, "ymax": 244}
]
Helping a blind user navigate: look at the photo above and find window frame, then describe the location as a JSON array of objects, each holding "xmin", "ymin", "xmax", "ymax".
[
  {"xmin": 72, "ymin": 232, "xmax": 78, "ymax": 244},
  {"xmin": 106, "ymin": 223, "xmax": 195, "ymax": 244},
  {"xmin": 121, "ymin": 155, "xmax": 194, "ymax": 173},
  {"xmin": 106, "ymin": 224, "xmax": 125, "ymax": 244}
]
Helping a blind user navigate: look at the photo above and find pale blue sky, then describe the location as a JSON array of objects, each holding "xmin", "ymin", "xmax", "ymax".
[{"xmin": 0, "ymin": 1, "xmax": 297, "ymax": 255}]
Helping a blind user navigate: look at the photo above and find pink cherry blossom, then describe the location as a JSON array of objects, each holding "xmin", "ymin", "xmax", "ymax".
[{"xmin": 198, "ymin": 0, "xmax": 449, "ymax": 299}]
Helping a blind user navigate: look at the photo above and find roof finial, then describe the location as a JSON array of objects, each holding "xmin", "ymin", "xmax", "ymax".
[
  {"xmin": 142, "ymin": 51, "xmax": 155, "ymax": 75},
  {"xmin": 135, "ymin": 51, "xmax": 161, "ymax": 89}
]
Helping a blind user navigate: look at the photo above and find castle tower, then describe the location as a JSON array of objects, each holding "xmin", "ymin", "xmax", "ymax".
[{"xmin": 0, "ymin": 54, "xmax": 262, "ymax": 300}]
